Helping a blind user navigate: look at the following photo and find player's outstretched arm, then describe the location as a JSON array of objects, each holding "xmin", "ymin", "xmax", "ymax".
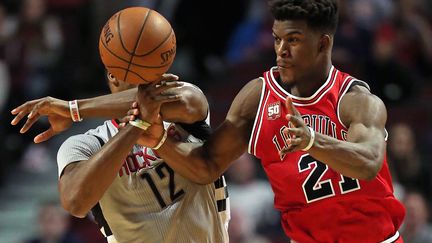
[
  {"xmin": 10, "ymin": 74, "xmax": 182, "ymax": 143},
  {"xmin": 281, "ymin": 86, "xmax": 387, "ymax": 180},
  {"xmin": 136, "ymin": 79, "xmax": 262, "ymax": 184}
]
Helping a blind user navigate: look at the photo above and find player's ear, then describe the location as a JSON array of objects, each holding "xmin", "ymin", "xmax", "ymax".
[
  {"xmin": 107, "ymin": 72, "xmax": 120, "ymax": 87},
  {"xmin": 319, "ymin": 34, "xmax": 331, "ymax": 53}
]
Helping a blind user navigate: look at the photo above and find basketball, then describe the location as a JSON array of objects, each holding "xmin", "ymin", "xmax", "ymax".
[{"xmin": 99, "ymin": 7, "xmax": 176, "ymax": 84}]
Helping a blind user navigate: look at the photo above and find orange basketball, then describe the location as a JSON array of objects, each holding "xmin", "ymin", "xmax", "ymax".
[{"xmin": 99, "ymin": 7, "xmax": 176, "ymax": 84}]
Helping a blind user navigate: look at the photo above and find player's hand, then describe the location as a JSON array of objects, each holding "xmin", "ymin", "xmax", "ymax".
[
  {"xmin": 280, "ymin": 97, "xmax": 314, "ymax": 156},
  {"xmin": 136, "ymin": 81, "xmax": 183, "ymax": 124},
  {"xmin": 10, "ymin": 97, "xmax": 72, "ymax": 143}
]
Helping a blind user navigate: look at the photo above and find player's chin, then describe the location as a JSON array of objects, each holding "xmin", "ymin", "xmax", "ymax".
[{"xmin": 278, "ymin": 67, "xmax": 295, "ymax": 84}]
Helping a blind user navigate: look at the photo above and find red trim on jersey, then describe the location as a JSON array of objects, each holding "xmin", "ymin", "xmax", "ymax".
[
  {"xmin": 111, "ymin": 119, "xmax": 119, "ymax": 128},
  {"xmin": 338, "ymin": 76, "xmax": 356, "ymax": 95},
  {"xmin": 265, "ymin": 66, "xmax": 338, "ymax": 106},
  {"xmin": 249, "ymin": 80, "xmax": 268, "ymax": 156}
]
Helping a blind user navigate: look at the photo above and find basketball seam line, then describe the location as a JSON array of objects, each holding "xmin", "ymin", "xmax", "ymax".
[
  {"xmin": 99, "ymin": 41, "xmax": 172, "ymax": 68},
  {"xmin": 124, "ymin": 9, "xmax": 151, "ymax": 82},
  {"xmin": 117, "ymin": 11, "xmax": 133, "ymax": 55},
  {"xmin": 134, "ymin": 29, "xmax": 174, "ymax": 57}
]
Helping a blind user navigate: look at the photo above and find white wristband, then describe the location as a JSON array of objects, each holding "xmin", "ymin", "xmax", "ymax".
[
  {"xmin": 69, "ymin": 100, "xmax": 83, "ymax": 122},
  {"xmin": 153, "ymin": 129, "xmax": 168, "ymax": 150},
  {"xmin": 302, "ymin": 126, "xmax": 315, "ymax": 152}
]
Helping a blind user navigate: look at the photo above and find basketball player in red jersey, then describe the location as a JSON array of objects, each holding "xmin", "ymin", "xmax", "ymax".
[{"xmin": 133, "ymin": 0, "xmax": 405, "ymax": 242}]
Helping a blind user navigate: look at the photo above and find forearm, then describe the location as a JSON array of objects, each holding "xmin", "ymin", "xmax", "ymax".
[
  {"xmin": 308, "ymin": 133, "xmax": 384, "ymax": 180},
  {"xmin": 156, "ymin": 122, "xmax": 246, "ymax": 184},
  {"xmin": 156, "ymin": 138, "xmax": 220, "ymax": 185},
  {"xmin": 61, "ymin": 125, "xmax": 143, "ymax": 216},
  {"xmin": 78, "ymin": 88, "xmax": 137, "ymax": 119}
]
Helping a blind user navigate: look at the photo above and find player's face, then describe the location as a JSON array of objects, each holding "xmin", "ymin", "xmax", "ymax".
[{"xmin": 272, "ymin": 20, "xmax": 323, "ymax": 85}]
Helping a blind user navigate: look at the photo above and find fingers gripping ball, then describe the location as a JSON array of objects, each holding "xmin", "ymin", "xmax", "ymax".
[{"xmin": 99, "ymin": 7, "xmax": 176, "ymax": 84}]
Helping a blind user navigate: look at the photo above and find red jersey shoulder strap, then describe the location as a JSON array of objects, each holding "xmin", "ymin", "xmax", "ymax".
[{"xmin": 248, "ymin": 77, "xmax": 268, "ymax": 156}]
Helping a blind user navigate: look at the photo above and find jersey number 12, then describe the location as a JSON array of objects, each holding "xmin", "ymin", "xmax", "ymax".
[{"xmin": 140, "ymin": 163, "xmax": 185, "ymax": 208}]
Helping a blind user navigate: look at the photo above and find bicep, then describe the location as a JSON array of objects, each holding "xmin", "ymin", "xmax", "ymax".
[
  {"xmin": 340, "ymin": 90, "xmax": 387, "ymax": 144},
  {"xmin": 58, "ymin": 161, "xmax": 82, "ymax": 201},
  {"xmin": 203, "ymin": 79, "xmax": 262, "ymax": 168}
]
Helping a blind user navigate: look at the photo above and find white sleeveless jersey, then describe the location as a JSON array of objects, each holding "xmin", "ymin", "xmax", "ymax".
[{"xmin": 57, "ymin": 119, "xmax": 230, "ymax": 243}]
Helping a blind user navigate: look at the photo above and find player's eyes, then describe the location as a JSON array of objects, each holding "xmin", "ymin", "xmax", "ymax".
[{"xmin": 288, "ymin": 37, "xmax": 299, "ymax": 43}]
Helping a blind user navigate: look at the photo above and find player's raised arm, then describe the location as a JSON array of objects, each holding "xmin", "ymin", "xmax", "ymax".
[
  {"xmin": 136, "ymin": 78, "xmax": 262, "ymax": 184},
  {"xmin": 281, "ymin": 85, "xmax": 387, "ymax": 180}
]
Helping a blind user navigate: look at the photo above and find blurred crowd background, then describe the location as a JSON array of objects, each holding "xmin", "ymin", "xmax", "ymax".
[{"xmin": 0, "ymin": 0, "xmax": 431, "ymax": 242}]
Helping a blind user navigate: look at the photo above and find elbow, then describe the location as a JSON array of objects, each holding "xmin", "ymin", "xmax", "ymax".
[
  {"xmin": 59, "ymin": 187, "xmax": 89, "ymax": 218},
  {"xmin": 61, "ymin": 196, "xmax": 88, "ymax": 218},
  {"xmin": 193, "ymin": 169, "xmax": 218, "ymax": 185},
  {"xmin": 359, "ymin": 154, "xmax": 383, "ymax": 181},
  {"xmin": 193, "ymin": 160, "xmax": 221, "ymax": 185},
  {"xmin": 360, "ymin": 167, "xmax": 380, "ymax": 181}
]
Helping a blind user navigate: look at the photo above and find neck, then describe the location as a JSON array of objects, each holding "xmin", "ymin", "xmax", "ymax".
[{"xmin": 281, "ymin": 61, "xmax": 332, "ymax": 97}]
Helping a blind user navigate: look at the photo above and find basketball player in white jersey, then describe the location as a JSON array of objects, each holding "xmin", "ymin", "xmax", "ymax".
[{"xmin": 11, "ymin": 73, "xmax": 230, "ymax": 243}]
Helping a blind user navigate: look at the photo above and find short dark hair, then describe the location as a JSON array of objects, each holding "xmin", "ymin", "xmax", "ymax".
[{"xmin": 268, "ymin": 0, "xmax": 339, "ymax": 34}]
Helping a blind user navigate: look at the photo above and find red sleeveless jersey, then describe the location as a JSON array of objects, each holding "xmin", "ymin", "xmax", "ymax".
[{"xmin": 248, "ymin": 66, "xmax": 405, "ymax": 243}]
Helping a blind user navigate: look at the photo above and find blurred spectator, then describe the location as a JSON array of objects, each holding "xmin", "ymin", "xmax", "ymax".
[
  {"xmin": 25, "ymin": 200, "xmax": 82, "ymax": 243},
  {"xmin": 6, "ymin": 0, "xmax": 63, "ymax": 101},
  {"xmin": 171, "ymin": 0, "xmax": 247, "ymax": 82},
  {"xmin": 401, "ymin": 191, "xmax": 432, "ymax": 243},
  {"xmin": 68, "ymin": 215, "xmax": 107, "ymax": 243},
  {"xmin": 0, "ymin": 60, "xmax": 10, "ymax": 115},
  {"xmin": 366, "ymin": 32, "xmax": 415, "ymax": 104},
  {"xmin": 333, "ymin": 0, "xmax": 374, "ymax": 77},
  {"xmin": 349, "ymin": 0, "xmax": 395, "ymax": 31},
  {"xmin": 0, "ymin": 2, "xmax": 17, "ymax": 58},
  {"xmin": 226, "ymin": 153, "xmax": 286, "ymax": 242},
  {"xmin": 373, "ymin": 0, "xmax": 432, "ymax": 78},
  {"xmin": 3, "ymin": 0, "xmax": 63, "ymax": 173},
  {"xmin": 228, "ymin": 209, "xmax": 270, "ymax": 243},
  {"xmin": 224, "ymin": 0, "xmax": 271, "ymax": 65},
  {"xmin": 387, "ymin": 123, "xmax": 432, "ymax": 200}
]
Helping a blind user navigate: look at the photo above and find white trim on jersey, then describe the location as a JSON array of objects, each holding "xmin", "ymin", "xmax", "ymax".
[
  {"xmin": 381, "ymin": 231, "xmax": 400, "ymax": 243},
  {"xmin": 336, "ymin": 76, "xmax": 357, "ymax": 130},
  {"xmin": 106, "ymin": 235, "xmax": 117, "ymax": 243},
  {"xmin": 248, "ymin": 78, "xmax": 269, "ymax": 156},
  {"xmin": 267, "ymin": 66, "xmax": 338, "ymax": 106}
]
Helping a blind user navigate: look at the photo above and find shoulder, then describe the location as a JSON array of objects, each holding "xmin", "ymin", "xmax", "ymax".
[
  {"xmin": 340, "ymin": 85, "xmax": 387, "ymax": 127},
  {"xmin": 58, "ymin": 134, "xmax": 103, "ymax": 155},
  {"xmin": 176, "ymin": 81, "xmax": 205, "ymax": 97},
  {"xmin": 233, "ymin": 78, "xmax": 263, "ymax": 104},
  {"xmin": 57, "ymin": 134, "xmax": 103, "ymax": 178},
  {"xmin": 228, "ymin": 78, "xmax": 263, "ymax": 118},
  {"xmin": 178, "ymin": 82, "xmax": 207, "ymax": 104},
  {"xmin": 174, "ymin": 81, "xmax": 209, "ymax": 123}
]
